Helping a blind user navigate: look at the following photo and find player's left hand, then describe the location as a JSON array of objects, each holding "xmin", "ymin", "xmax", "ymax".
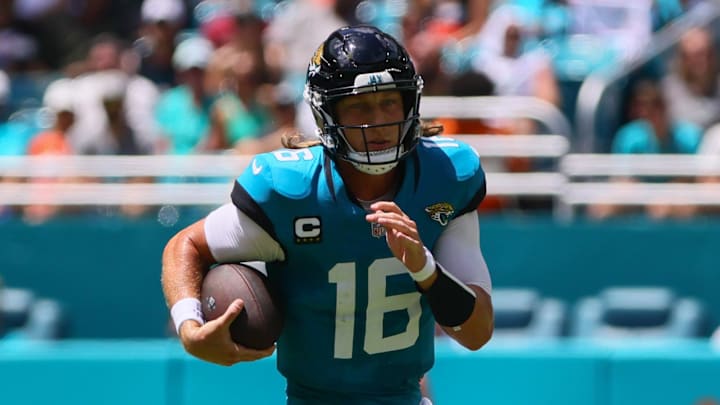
[{"xmin": 366, "ymin": 201, "xmax": 426, "ymax": 273}]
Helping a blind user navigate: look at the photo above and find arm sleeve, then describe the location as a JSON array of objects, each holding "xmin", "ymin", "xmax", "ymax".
[
  {"xmin": 432, "ymin": 210, "xmax": 492, "ymax": 295},
  {"xmin": 204, "ymin": 203, "xmax": 285, "ymax": 263}
]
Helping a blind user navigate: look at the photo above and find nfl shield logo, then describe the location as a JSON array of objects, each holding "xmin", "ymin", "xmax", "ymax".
[{"xmin": 371, "ymin": 223, "xmax": 386, "ymax": 238}]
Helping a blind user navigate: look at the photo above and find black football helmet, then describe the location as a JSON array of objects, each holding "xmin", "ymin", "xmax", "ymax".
[{"xmin": 305, "ymin": 25, "xmax": 423, "ymax": 175}]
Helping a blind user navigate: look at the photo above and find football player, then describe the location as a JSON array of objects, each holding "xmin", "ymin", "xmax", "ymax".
[{"xmin": 162, "ymin": 25, "xmax": 494, "ymax": 404}]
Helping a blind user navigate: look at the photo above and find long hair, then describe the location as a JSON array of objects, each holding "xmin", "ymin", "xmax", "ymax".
[
  {"xmin": 675, "ymin": 27, "xmax": 718, "ymax": 96},
  {"xmin": 281, "ymin": 121, "xmax": 444, "ymax": 149}
]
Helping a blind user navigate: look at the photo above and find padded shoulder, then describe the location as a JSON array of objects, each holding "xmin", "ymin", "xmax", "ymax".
[
  {"xmin": 418, "ymin": 136, "xmax": 482, "ymax": 182},
  {"xmin": 237, "ymin": 146, "xmax": 324, "ymax": 202}
]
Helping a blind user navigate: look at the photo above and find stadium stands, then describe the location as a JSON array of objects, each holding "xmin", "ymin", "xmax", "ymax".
[
  {"xmin": 490, "ymin": 287, "xmax": 567, "ymax": 339},
  {"xmin": 0, "ymin": 286, "xmax": 66, "ymax": 341},
  {"xmin": 2, "ymin": 1, "xmax": 720, "ymax": 402},
  {"xmin": 571, "ymin": 286, "xmax": 705, "ymax": 338}
]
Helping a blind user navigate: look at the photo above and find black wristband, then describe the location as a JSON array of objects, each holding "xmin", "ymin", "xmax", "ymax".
[{"xmin": 423, "ymin": 265, "xmax": 476, "ymax": 327}]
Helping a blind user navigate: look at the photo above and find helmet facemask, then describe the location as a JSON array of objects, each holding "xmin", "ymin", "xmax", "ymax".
[{"xmin": 306, "ymin": 74, "xmax": 424, "ymax": 175}]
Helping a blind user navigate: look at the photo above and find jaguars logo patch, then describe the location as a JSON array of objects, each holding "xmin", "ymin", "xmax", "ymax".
[
  {"xmin": 425, "ymin": 202, "xmax": 455, "ymax": 226},
  {"xmin": 308, "ymin": 44, "xmax": 323, "ymax": 77}
]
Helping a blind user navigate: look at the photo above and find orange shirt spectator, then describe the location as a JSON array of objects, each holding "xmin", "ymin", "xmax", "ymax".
[
  {"xmin": 27, "ymin": 130, "xmax": 72, "ymax": 155},
  {"xmin": 22, "ymin": 78, "xmax": 76, "ymax": 223}
]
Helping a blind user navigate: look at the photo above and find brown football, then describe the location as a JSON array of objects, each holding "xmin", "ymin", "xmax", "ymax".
[{"xmin": 200, "ymin": 263, "xmax": 283, "ymax": 349}]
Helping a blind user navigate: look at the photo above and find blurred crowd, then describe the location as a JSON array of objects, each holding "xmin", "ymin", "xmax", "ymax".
[
  {"xmin": 3, "ymin": 0, "xmax": 720, "ymax": 346},
  {"xmin": 0, "ymin": 0, "xmax": 717, "ymax": 222}
]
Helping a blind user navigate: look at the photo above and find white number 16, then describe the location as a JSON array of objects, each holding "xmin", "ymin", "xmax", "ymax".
[{"xmin": 328, "ymin": 258, "xmax": 422, "ymax": 359}]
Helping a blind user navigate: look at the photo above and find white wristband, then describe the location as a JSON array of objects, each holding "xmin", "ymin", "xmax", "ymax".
[
  {"xmin": 170, "ymin": 298, "xmax": 205, "ymax": 334},
  {"xmin": 410, "ymin": 248, "xmax": 437, "ymax": 283}
]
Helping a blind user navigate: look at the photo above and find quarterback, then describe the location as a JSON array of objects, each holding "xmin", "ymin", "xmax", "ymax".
[{"xmin": 162, "ymin": 25, "xmax": 494, "ymax": 404}]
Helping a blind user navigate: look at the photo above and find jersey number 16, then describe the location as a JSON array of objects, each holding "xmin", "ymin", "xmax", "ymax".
[{"xmin": 328, "ymin": 258, "xmax": 422, "ymax": 359}]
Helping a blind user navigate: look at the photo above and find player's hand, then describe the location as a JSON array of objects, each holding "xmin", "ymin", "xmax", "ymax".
[
  {"xmin": 365, "ymin": 201, "xmax": 427, "ymax": 273},
  {"xmin": 179, "ymin": 299, "xmax": 275, "ymax": 366}
]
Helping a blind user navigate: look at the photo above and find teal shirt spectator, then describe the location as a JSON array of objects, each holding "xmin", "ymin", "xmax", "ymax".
[
  {"xmin": 212, "ymin": 92, "xmax": 271, "ymax": 145},
  {"xmin": 612, "ymin": 119, "xmax": 702, "ymax": 155},
  {"xmin": 0, "ymin": 121, "xmax": 37, "ymax": 220},
  {"xmin": 653, "ymin": 0, "xmax": 685, "ymax": 30},
  {"xmin": 155, "ymin": 86, "xmax": 270, "ymax": 154},
  {"xmin": 155, "ymin": 86, "xmax": 212, "ymax": 155},
  {"xmin": 0, "ymin": 122, "xmax": 37, "ymax": 155}
]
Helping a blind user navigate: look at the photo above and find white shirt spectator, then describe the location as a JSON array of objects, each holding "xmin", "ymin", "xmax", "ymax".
[
  {"xmin": 42, "ymin": 77, "xmax": 75, "ymax": 114},
  {"xmin": 567, "ymin": 0, "xmax": 652, "ymax": 62},
  {"xmin": 699, "ymin": 123, "xmax": 720, "ymax": 155},
  {"xmin": 68, "ymin": 70, "xmax": 160, "ymax": 154},
  {"xmin": 263, "ymin": 0, "xmax": 347, "ymax": 78},
  {"xmin": 663, "ymin": 73, "xmax": 720, "ymax": 130}
]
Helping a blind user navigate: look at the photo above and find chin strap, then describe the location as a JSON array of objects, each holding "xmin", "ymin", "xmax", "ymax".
[
  {"xmin": 350, "ymin": 161, "xmax": 399, "ymax": 175},
  {"xmin": 346, "ymin": 143, "xmax": 405, "ymax": 175}
]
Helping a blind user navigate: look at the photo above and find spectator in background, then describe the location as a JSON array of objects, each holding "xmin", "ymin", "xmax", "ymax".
[
  {"xmin": 429, "ymin": 69, "xmax": 498, "ymax": 134},
  {"xmin": 68, "ymin": 34, "xmax": 160, "ymax": 155},
  {"xmin": 0, "ymin": 68, "xmax": 34, "ymax": 219},
  {"xmin": 588, "ymin": 79, "xmax": 703, "ymax": 220},
  {"xmin": 613, "ymin": 80, "xmax": 702, "ymax": 155},
  {"xmin": 156, "ymin": 34, "xmax": 270, "ymax": 154},
  {"xmin": 198, "ymin": 1, "xmax": 267, "ymax": 82},
  {"xmin": 195, "ymin": 0, "xmax": 265, "ymax": 50},
  {"xmin": 454, "ymin": 0, "xmax": 492, "ymax": 40},
  {"xmin": 699, "ymin": 123, "xmax": 720, "ymax": 155},
  {"xmin": 203, "ymin": 43, "xmax": 270, "ymax": 152},
  {"xmin": 403, "ymin": 0, "xmax": 465, "ymax": 94},
  {"xmin": 565, "ymin": 0, "xmax": 653, "ymax": 63},
  {"xmin": 155, "ymin": 35, "xmax": 215, "ymax": 154},
  {"xmin": 402, "ymin": 0, "xmax": 492, "ymax": 95},
  {"xmin": 200, "ymin": 10, "xmax": 240, "ymax": 49},
  {"xmin": 661, "ymin": 27, "xmax": 720, "ymax": 130},
  {"xmin": 27, "ymin": 78, "xmax": 75, "ymax": 155},
  {"xmin": 22, "ymin": 78, "xmax": 76, "ymax": 223},
  {"xmin": 262, "ymin": 0, "xmax": 358, "ymax": 86},
  {"xmin": 470, "ymin": 7, "xmax": 560, "ymax": 134},
  {"xmin": 5, "ymin": 0, "xmax": 144, "ymax": 71},
  {"xmin": 0, "ymin": 65, "xmax": 39, "ymax": 157},
  {"xmin": 652, "ymin": 0, "xmax": 688, "ymax": 30},
  {"xmin": 85, "ymin": 71, "xmax": 154, "ymax": 155},
  {"xmin": 89, "ymin": 71, "xmax": 156, "ymax": 218},
  {"xmin": 234, "ymin": 80, "xmax": 299, "ymax": 155},
  {"xmin": 134, "ymin": 0, "xmax": 187, "ymax": 88}
]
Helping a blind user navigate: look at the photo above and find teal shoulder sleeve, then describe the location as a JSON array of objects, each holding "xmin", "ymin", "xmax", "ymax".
[
  {"xmin": 418, "ymin": 137, "xmax": 486, "ymax": 216},
  {"xmin": 236, "ymin": 146, "xmax": 323, "ymax": 204}
]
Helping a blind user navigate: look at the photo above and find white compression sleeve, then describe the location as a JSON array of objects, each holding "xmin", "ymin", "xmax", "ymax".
[
  {"xmin": 203, "ymin": 203, "xmax": 285, "ymax": 263},
  {"xmin": 433, "ymin": 210, "xmax": 492, "ymax": 295}
]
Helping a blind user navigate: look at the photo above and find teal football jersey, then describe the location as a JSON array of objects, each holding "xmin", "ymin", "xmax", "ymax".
[{"xmin": 231, "ymin": 137, "xmax": 486, "ymax": 404}]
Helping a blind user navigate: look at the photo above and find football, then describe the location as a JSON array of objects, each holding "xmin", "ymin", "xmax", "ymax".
[{"xmin": 200, "ymin": 263, "xmax": 283, "ymax": 349}]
